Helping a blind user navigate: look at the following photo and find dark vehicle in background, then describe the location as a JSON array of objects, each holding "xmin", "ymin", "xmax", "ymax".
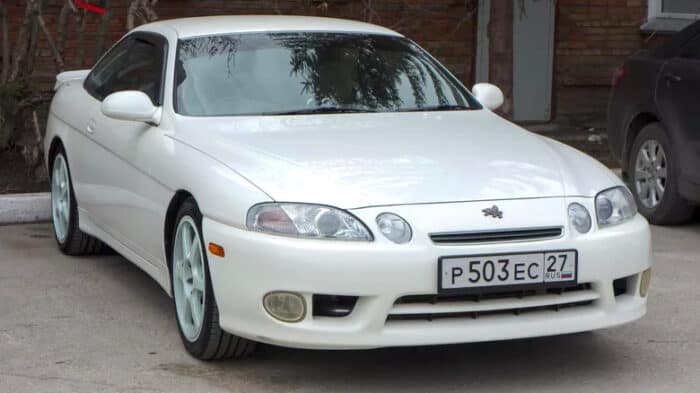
[{"xmin": 608, "ymin": 21, "xmax": 700, "ymax": 225}]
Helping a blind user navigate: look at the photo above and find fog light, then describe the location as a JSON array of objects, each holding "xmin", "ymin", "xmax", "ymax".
[
  {"xmin": 639, "ymin": 269, "xmax": 652, "ymax": 297},
  {"xmin": 263, "ymin": 292, "xmax": 306, "ymax": 322}
]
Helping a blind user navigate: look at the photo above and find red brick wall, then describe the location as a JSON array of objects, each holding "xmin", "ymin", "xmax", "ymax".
[
  {"xmin": 553, "ymin": 0, "xmax": 655, "ymax": 124},
  {"xmin": 5, "ymin": 0, "xmax": 477, "ymax": 88}
]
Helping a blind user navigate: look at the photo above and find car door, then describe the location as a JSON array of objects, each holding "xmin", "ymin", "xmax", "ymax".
[
  {"xmin": 655, "ymin": 33, "xmax": 700, "ymax": 176},
  {"xmin": 80, "ymin": 32, "xmax": 169, "ymax": 266}
]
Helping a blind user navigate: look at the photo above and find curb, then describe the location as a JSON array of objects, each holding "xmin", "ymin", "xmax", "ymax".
[{"xmin": 0, "ymin": 193, "xmax": 51, "ymax": 225}]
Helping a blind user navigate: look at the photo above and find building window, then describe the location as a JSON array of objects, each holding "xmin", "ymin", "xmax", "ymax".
[
  {"xmin": 649, "ymin": 0, "xmax": 700, "ymax": 19},
  {"xmin": 643, "ymin": 0, "xmax": 700, "ymax": 33}
]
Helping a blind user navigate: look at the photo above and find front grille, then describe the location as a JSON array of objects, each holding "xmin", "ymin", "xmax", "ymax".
[
  {"xmin": 429, "ymin": 227, "xmax": 563, "ymax": 245},
  {"xmin": 387, "ymin": 283, "xmax": 596, "ymax": 322}
]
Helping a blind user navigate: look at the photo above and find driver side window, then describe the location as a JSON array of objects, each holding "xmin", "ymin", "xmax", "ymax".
[{"xmin": 84, "ymin": 35, "xmax": 165, "ymax": 105}]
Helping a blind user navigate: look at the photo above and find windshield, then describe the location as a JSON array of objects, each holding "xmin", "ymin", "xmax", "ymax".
[{"xmin": 174, "ymin": 32, "xmax": 481, "ymax": 116}]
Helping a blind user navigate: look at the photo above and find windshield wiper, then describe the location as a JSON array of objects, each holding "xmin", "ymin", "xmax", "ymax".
[
  {"xmin": 266, "ymin": 107, "xmax": 378, "ymax": 115},
  {"xmin": 398, "ymin": 104, "xmax": 472, "ymax": 112}
]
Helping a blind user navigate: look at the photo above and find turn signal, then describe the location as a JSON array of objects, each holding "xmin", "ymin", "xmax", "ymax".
[
  {"xmin": 639, "ymin": 268, "xmax": 652, "ymax": 297},
  {"xmin": 208, "ymin": 243, "xmax": 225, "ymax": 258}
]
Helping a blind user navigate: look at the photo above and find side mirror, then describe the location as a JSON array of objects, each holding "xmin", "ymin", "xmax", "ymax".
[
  {"xmin": 472, "ymin": 83, "xmax": 504, "ymax": 111},
  {"xmin": 101, "ymin": 91, "xmax": 162, "ymax": 125}
]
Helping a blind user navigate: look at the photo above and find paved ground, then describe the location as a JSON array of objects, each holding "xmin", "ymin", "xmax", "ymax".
[{"xmin": 1, "ymin": 222, "xmax": 699, "ymax": 393}]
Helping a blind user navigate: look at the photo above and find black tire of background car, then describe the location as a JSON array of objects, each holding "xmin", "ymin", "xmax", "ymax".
[
  {"xmin": 50, "ymin": 146, "xmax": 104, "ymax": 255},
  {"xmin": 172, "ymin": 197, "xmax": 256, "ymax": 360},
  {"xmin": 629, "ymin": 123, "xmax": 695, "ymax": 225}
]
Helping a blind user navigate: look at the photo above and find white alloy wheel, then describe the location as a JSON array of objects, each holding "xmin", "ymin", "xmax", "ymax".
[
  {"xmin": 173, "ymin": 216, "xmax": 207, "ymax": 342},
  {"xmin": 51, "ymin": 154, "xmax": 71, "ymax": 243},
  {"xmin": 634, "ymin": 139, "xmax": 667, "ymax": 209}
]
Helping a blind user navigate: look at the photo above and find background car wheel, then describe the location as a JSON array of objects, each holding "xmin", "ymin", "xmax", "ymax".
[
  {"xmin": 171, "ymin": 197, "xmax": 256, "ymax": 360},
  {"xmin": 628, "ymin": 123, "xmax": 694, "ymax": 225},
  {"xmin": 50, "ymin": 146, "xmax": 104, "ymax": 255}
]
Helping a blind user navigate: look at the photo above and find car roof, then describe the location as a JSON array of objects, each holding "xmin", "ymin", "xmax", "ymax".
[{"xmin": 135, "ymin": 15, "xmax": 403, "ymax": 39}]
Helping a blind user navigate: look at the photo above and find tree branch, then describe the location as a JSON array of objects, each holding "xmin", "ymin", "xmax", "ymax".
[
  {"xmin": 31, "ymin": 1, "xmax": 65, "ymax": 73},
  {"xmin": 127, "ymin": 0, "xmax": 158, "ymax": 30},
  {"xmin": 95, "ymin": 0, "xmax": 112, "ymax": 60},
  {"xmin": 57, "ymin": 1, "xmax": 78, "ymax": 56},
  {"xmin": 0, "ymin": 3, "xmax": 9, "ymax": 83},
  {"xmin": 9, "ymin": 4, "xmax": 35, "ymax": 81}
]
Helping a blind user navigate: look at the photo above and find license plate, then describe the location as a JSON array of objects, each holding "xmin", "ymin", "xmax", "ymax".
[{"xmin": 438, "ymin": 250, "xmax": 578, "ymax": 293}]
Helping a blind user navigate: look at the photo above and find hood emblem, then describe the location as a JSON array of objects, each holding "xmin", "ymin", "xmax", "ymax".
[{"xmin": 482, "ymin": 205, "xmax": 503, "ymax": 219}]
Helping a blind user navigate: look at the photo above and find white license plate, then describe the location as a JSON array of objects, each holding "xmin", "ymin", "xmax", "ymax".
[{"xmin": 439, "ymin": 250, "xmax": 578, "ymax": 293}]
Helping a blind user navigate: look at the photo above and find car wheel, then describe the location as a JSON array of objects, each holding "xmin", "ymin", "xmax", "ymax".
[
  {"xmin": 628, "ymin": 123, "xmax": 694, "ymax": 225},
  {"xmin": 171, "ymin": 197, "xmax": 256, "ymax": 360},
  {"xmin": 50, "ymin": 147, "xmax": 104, "ymax": 255}
]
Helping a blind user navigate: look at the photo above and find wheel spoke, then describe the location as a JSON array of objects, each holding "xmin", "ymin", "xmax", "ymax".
[
  {"xmin": 638, "ymin": 180, "xmax": 649, "ymax": 199},
  {"xmin": 174, "ymin": 259, "xmax": 184, "ymax": 275},
  {"xmin": 190, "ymin": 238, "xmax": 200, "ymax": 261},
  {"xmin": 650, "ymin": 185, "xmax": 658, "ymax": 205},
  {"xmin": 192, "ymin": 270, "xmax": 205, "ymax": 292},
  {"xmin": 182, "ymin": 292, "xmax": 194, "ymax": 324},
  {"xmin": 183, "ymin": 263, "xmax": 193, "ymax": 282},
  {"xmin": 60, "ymin": 205, "xmax": 68, "ymax": 224},
  {"xmin": 182, "ymin": 225, "xmax": 192, "ymax": 258},
  {"xmin": 188, "ymin": 293, "xmax": 202, "ymax": 328},
  {"xmin": 656, "ymin": 166, "xmax": 667, "ymax": 179},
  {"xmin": 655, "ymin": 179, "xmax": 665, "ymax": 195},
  {"xmin": 635, "ymin": 170, "xmax": 650, "ymax": 181},
  {"xmin": 60, "ymin": 163, "xmax": 68, "ymax": 188},
  {"xmin": 648, "ymin": 143, "xmax": 658, "ymax": 165},
  {"xmin": 640, "ymin": 148, "xmax": 651, "ymax": 166}
]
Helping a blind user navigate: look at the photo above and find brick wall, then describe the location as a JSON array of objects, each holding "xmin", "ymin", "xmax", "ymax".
[
  {"xmin": 553, "ymin": 0, "xmax": 656, "ymax": 124},
  {"xmin": 4, "ymin": 0, "xmax": 477, "ymax": 89},
  {"xmin": 5, "ymin": 0, "xmax": 674, "ymax": 126}
]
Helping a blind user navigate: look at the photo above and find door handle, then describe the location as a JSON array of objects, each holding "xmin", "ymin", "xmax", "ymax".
[
  {"xmin": 86, "ymin": 119, "xmax": 96, "ymax": 134},
  {"xmin": 664, "ymin": 73, "xmax": 682, "ymax": 84}
]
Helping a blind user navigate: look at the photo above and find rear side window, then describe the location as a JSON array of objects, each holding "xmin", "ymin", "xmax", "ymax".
[{"xmin": 84, "ymin": 36, "xmax": 165, "ymax": 104}]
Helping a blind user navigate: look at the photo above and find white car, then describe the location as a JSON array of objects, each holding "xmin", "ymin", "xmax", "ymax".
[{"xmin": 45, "ymin": 15, "xmax": 652, "ymax": 360}]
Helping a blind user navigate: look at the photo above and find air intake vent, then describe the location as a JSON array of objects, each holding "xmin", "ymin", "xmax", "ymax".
[{"xmin": 430, "ymin": 227, "xmax": 563, "ymax": 244}]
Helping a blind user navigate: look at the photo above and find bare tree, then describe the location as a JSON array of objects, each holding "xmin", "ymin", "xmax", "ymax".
[
  {"xmin": 127, "ymin": 0, "xmax": 159, "ymax": 30},
  {"xmin": 1, "ymin": 0, "xmax": 159, "ymax": 179}
]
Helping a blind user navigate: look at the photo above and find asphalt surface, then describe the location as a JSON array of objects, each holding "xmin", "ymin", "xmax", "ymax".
[{"xmin": 1, "ymin": 221, "xmax": 699, "ymax": 393}]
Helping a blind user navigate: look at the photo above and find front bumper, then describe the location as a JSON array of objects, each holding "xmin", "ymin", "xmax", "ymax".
[{"xmin": 203, "ymin": 199, "xmax": 652, "ymax": 350}]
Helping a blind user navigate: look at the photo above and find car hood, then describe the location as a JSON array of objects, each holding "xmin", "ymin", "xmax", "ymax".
[{"xmin": 172, "ymin": 110, "xmax": 619, "ymax": 208}]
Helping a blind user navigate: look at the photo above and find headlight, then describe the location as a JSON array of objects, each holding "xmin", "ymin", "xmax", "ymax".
[
  {"xmin": 246, "ymin": 203, "xmax": 372, "ymax": 241},
  {"xmin": 595, "ymin": 186, "xmax": 637, "ymax": 227},
  {"xmin": 376, "ymin": 213, "xmax": 412, "ymax": 244},
  {"xmin": 568, "ymin": 203, "xmax": 592, "ymax": 234}
]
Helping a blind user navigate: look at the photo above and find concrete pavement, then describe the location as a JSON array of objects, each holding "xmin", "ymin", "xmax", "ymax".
[{"xmin": 1, "ymin": 222, "xmax": 699, "ymax": 392}]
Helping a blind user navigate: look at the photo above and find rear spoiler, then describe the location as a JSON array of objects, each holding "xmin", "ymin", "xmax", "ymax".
[{"xmin": 54, "ymin": 69, "xmax": 90, "ymax": 91}]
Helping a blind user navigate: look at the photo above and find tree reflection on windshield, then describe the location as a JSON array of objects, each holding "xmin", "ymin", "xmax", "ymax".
[{"xmin": 175, "ymin": 32, "xmax": 478, "ymax": 116}]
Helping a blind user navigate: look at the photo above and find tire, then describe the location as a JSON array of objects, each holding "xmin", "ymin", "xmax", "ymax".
[
  {"xmin": 50, "ymin": 146, "xmax": 104, "ymax": 255},
  {"xmin": 628, "ymin": 123, "xmax": 695, "ymax": 225},
  {"xmin": 171, "ymin": 197, "xmax": 256, "ymax": 360}
]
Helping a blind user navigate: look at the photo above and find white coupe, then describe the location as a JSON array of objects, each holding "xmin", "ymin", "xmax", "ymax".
[{"xmin": 45, "ymin": 16, "xmax": 652, "ymax": 360}]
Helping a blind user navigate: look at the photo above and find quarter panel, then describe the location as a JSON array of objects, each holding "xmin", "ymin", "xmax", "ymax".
[
  {"xmin": 607, "ymin": 55, "xmax": 664, "ymax": 167},
  {"xmin": 46, "ymin": 81, "xmax": 100, "ymax": 210}
]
